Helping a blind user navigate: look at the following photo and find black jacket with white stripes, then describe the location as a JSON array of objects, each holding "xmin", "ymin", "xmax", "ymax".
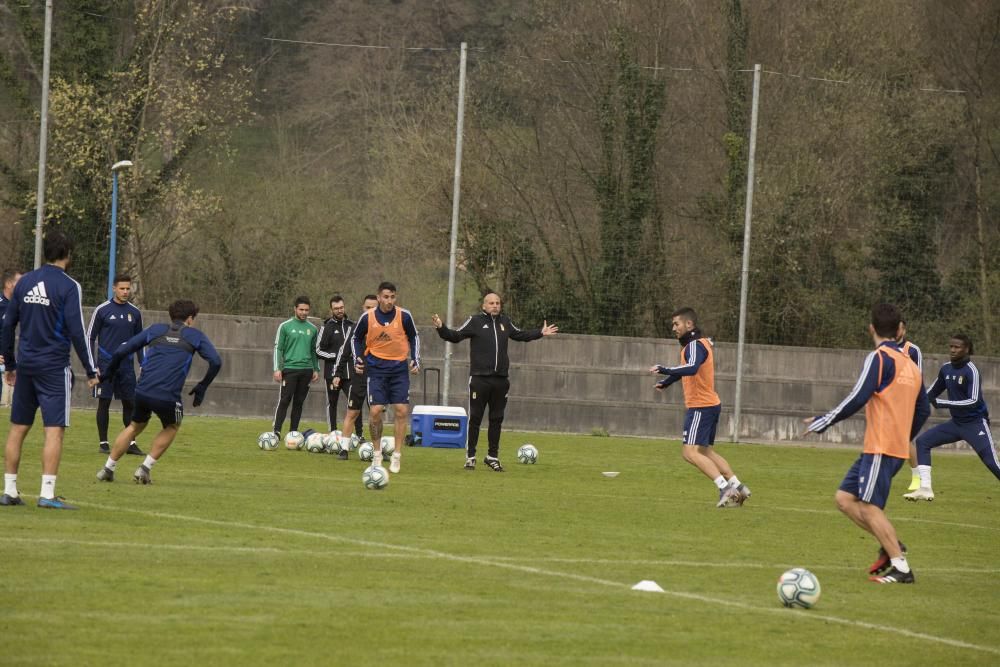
[
  {"xmin": 316, "ymin": 316, "xmax": 354, "ymax": 381},
  {"xmin": 435, "ymin": 311, "xmax": 542, "ymax": 377}
]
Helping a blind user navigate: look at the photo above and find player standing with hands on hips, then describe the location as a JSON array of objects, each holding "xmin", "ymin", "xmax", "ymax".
[
  {"xmin": 432, "ymin": 292, "xmax": 557, "ymax": 471},
  {"xmin": 650, "ymin": 307, "xmax": 751, "ymax": 507},
  {"xmin": 0, "ymin": 231, "xmax": 99, "ymax": 509},
  {"xmin": 804, "ymin": 304, "xmax": 929, "ymax": 584},
  {"xmin": 351, "ymin": 282, "xmax": 419, "ymax": 473}
]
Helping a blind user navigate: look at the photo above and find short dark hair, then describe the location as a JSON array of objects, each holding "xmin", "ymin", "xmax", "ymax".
[
  {"xmin": 113, "ymin": 273, "xmax": 131, "ymax": 285},
  {"xmin": 42, "ymin": 230, "xmax": 73, "ymax": 262},
  {"xmin": 168, "ymin": 299, "xmax": 199, "ymax": 321},
  {"xmin": 871, "ymin": 303, "xmax": 902, "ymax": 338},
  {"xmin": 671, "ymin": 307, "xmax": 698, "ymax": 325},
  {"xmin": 329, "ymin": 295, "xmax": 344, "ymax": 306},
  {"xmin": 951, "ymin": 333, "xmax": 974, "ymax": 356},
  {"xmin": 363, "ymin": 294, "xmax": 378, "ymax": 303},
  {"xmin": 2, "ymin": 268, "xmax": 21, "ymax": 286},
  {"xmin": 294, "ymin": 296, "xmax": 311, "ymax": 307},
  {"xmin": 377, "ymin": 281, "xmax": 396, "ymax": 293}
]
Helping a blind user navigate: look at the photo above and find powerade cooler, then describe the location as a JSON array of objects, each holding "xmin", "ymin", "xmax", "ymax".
[{"xmin": 410, "ymin": 405, "xmax": 467, "ymax": 448}]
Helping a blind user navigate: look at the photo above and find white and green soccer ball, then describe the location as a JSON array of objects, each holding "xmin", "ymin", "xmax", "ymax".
[
  {"xmin": 324, "ymin": 432, "xmax": 343, "ymax": 454},
  {"xmin": 777, "ymin": 568, "xmax": 821, "ymax": 609},
  {"xmin": 358, "ymin": 442, "xmax": 375, "ymax": 462},
  {"xmin": 284, "ymin": 431, "xmax": 305, "ymax": 450},
  {"xmin": 305, "ymin": 432, "xmax": 326, "ymax": 453},
  {"xmin": 380, "ymin": 436, "xmax": 395, "ymax": 458},
  {"xmin": 516, "ymin": 444, "xmax": 538, "ymax": 464},
  {"xmin": 347, "ymin": 434, "xmax": 361, "ymax": 452},
  {"xmin": 257, "ymin": 431, "xmax": 279, "ymax": 451},
  {"xmin": 362, "ymin": 464, "xmax": 389, "ymax": 490}
]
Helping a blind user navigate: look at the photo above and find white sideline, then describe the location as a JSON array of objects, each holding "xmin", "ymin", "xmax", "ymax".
[
  {"xmin": 7, "ymin": 535, "xmax": 1000, "ymax": 575},
  {"xmin": 60, "ymin": 501, "xmax": 1000, "ymax": 658}
]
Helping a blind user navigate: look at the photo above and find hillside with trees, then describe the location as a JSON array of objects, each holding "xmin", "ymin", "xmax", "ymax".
[{"xmin": 1, "ymin": 0, "xmax": 997, "ymax": 353}]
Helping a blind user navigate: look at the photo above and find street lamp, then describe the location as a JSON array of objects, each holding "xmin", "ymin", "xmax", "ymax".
[{"xmin": 107, "ymin": 160, "xmax": 133, "ymax": 300}]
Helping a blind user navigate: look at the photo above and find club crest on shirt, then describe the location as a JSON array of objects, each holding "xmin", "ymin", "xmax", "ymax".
[
  {"xmin": 500, "ymin": 324, "xmax": 505, "ymax": 331},
  {"xmin": 958, "ymin": 376, "xmax": 964, "ymax": 385}
]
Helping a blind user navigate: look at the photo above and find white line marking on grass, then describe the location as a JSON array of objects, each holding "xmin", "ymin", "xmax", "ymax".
[
  {"xmin": 69, "ymin": 501, "xmax": 1000, "ymax": 658},
  {"xmin": 8, "ymin": 537, "xmax": 999, "ymax": 576}
]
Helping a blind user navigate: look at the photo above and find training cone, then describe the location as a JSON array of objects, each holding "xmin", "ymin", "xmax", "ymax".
[{"xmin": 631, "ymin": 580, "xmax": 665, "ymax": 593}]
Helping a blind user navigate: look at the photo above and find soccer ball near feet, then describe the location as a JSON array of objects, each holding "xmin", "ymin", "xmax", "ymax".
[
  {"xmin": 362, "ymin": 465, "xmax": 389, "ymax": 490},
  {"xmin": 516, "ymin": 444, "xmax": 538, "ymax": 464},
  {"xmin": 257, "ymin": 432, "xmax": 279, "ymax": 451},
  {"xmin": 285, "ymin": 431, "xmax": 305, "ymax": 450},
  {"xmin": 776, "ymin": 568, "xmax": 821, "ymax": 609}
]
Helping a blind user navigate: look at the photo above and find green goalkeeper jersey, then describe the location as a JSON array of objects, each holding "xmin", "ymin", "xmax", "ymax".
[{"xmin": 273, "ymin": 318, "xmax": 319, "ymax": 372}]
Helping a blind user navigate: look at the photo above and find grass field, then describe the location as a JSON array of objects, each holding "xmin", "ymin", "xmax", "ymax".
[{"xmin": 1, "ymin": 411, "xmax": 998, "ymax": 666}]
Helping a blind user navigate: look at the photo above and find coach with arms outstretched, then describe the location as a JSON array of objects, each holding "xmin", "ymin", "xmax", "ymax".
[{"xmin": 432, "ymin": 292, "xmax": 557, "ymax": 472}]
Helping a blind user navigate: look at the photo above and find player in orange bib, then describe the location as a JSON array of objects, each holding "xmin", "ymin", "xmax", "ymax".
[
  {"xmin": 805, "ymin": 304, "xmax": 930, "ymax": 584},
  {"xmin": 351, "ymin": 282, "xmax": 419, "ymax": 474},
  {"xmin": 650, "ymin": 307, "xmax": 751, "ymax": 508}
]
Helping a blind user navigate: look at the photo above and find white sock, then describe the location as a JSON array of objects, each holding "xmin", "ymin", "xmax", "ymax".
[
  {"xmin": 713, "ymin": 475, "xmax": 728, "ymax": 490},
  {"xmin": 890, "ymin": 556, "xmax": 910, "ymax": 573},
  {"xmin": 142, "ymin": 455, "xmax": 157, "ymax": 469},
  {"xmin": 918, "ymin": 465, "xmax": 932, "ymax": 489},
  {"xmin": 40, "ymin": 474, "xmax": 56, "ymax": 500},
  {"xmin": 728, "ymin": 475, "xmax": 742, "ymax": 488},
  {"xmin": 4, "ymin": 473, "xmax": 18, "ymax": 497},
  {"xmin": 105, "ymin": 457, "xmax": 119, "ymax": 471}
]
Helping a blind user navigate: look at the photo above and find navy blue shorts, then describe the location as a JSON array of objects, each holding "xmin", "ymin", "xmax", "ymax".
[
  {"xmin": 367, "ymin": 370, "xmax": 410, "ymax": 406},
  {"xmin": 93, "ymin": 365, "xmax": 136, "ymax": 401},
  {"xmin": 682, "ymin": 405, "xmax": 721, "ymax": 446},
  {"xmin": 839, "ymin": 453, "xmax": 904, "ymax": 509},
  {"xmin": 131, "ymin": 395, "xmax": 183, "ymax": 428},
  {"xmin": 10, "ymin": 367, "xmax": 74, "ymax": 427}
]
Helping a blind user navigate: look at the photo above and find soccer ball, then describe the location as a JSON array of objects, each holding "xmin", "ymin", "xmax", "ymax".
[
  {"xmin": 257, "ymin": 431, "xmax": 279, "ymax": 451},
  {"xmin": 380, "ymin": 436, "xmax": 395, "ymax": 458},
  {"xmin": 323, "ymin": 432, "xmax": 343, "ymax": 454},
  {"xmin": 285, "ymin": 431, "xmax": 305, "ymax": 450},
  {"xmin": 305, "ymin": 432, "xmax": 326, "ymax": 453},
  {"xmin": 358, "ymin": 442, "xmax": 375, "ymax": 462},
  {"xmin": 362, "ymin": 465, "xmax": 389, "ymax": 490},
  {"xmin": 347, "ymin": 434, "xmax": 361, "ymax": 452},
  {"xmin": 516, "ymin": 444, "xmax": 538, "ymax": 464},
  {"xmin": 777, "ymin": 568, "xmax": 821, "ymax": 609}
]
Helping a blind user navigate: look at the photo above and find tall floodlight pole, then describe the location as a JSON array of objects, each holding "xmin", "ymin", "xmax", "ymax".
[
  {"xmin": 33, "ymin": 0, "xmax": 54, "ymax": 268},
  {"xmin": 442, "ymin": 41, "xmax": 468, "ymax": 406},
  {"xmin": 107, "ymin": 160, "xmax": 134, "ymax": 300},
  {"xmin": 732, "ymin": 63, "xmax": 762, "ymax": 443}
]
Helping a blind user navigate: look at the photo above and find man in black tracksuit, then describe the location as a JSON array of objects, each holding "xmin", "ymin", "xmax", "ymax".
[
  {"xmin": 432, "ymin": 292, "xmax": 558, "ymax": 471},
  {"xmin": 316, "ymin": 295, "xmax": 361, "ymax": 445}
]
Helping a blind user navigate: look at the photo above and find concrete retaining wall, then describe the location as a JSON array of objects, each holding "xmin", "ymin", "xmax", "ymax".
[{"xmin": 63, "ymin": 310, "xmax": 997, "ymax": 449}]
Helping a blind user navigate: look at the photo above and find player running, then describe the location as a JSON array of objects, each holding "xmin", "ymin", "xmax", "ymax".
[
  {"xmin": 903, "ymin": 334, "xmax": 999, "ymax": 501},
  {"xmin": 805, "ymin": 304, "xmax": 929, "ymax": 584},
  {"xmin": 96, "ymin": 300, "xmax": 221, "ymax": 485},
  {"xmin": 649, "ymin": 307, "xmax": 751, "ymax": 507}
]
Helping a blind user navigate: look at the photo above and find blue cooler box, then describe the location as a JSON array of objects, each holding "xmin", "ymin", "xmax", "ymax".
[{"xmin": 410, "ymin": 405, "xmax": 468, "ymax": 448}]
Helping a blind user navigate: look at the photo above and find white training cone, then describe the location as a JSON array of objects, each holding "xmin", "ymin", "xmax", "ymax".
[{"xmin": 631, "ymin": 580, "xmax": 665, "ymax": 593}]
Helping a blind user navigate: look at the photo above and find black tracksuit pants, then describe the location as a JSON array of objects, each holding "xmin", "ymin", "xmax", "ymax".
[
  {"xmin": 467, "ymin": 375, "xmax": 510, "ymax": 459},
  {"xmin": 273, "ymin": 368, "xmax": 313, "ymax": 434},
  {"xmin": 325, "ymin": 377, "xmax": 362, "ymax": 436}
]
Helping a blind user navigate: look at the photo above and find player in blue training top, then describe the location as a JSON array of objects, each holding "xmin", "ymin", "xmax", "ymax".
[
  {"xmin": 96, "ymin": 299, "xmax": 221, "ymax": 485},
  {"xmin": 0, "ymin": 231, "xmax": 98, "ymax": 509},
  {"xmin": 903, "ymin": 334, "xmax": 999, "ymax": 501},
  {"xmin": 87, "ymin": 273, "xmax": 144, "ymax": 455}
]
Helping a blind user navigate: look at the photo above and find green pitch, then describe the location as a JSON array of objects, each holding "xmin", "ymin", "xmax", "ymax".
[{"xmin": 1, "ymin": 412, "xmax": 998, "ymax": 666}]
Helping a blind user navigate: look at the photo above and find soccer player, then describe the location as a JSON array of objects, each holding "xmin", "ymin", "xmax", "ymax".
[
  {"xmin": 316, "ymin": 295, "xmax": 361, "ymax": 453},
  {"xmin": 96, "ymin": 300, "xmax": 221, "ymax": 484},
  {"xmin": 431, "ymin": 292, "xmax": 558, "ymax": 471},
  {"xmin": 271, "ymin": 296, "xmax": 319, "ymax": 438},
  {"xmin": 649, "ymin": 307, "xmax": 751, "ymax": 507},
  {"xmin": 0, "ymin": 268, "xmax": 23, "ymax": 408},
  {"xmin": 896, "ymin": 320, "xmax": 927, "ymax": 491},
  {"xmin": 0, "ymin": 231, "xmax": 98, "ymax": 509},
  {"xmin": 87, "ymin": 273, "xmax": 144, "ymax": 455},
  {"xmin": 903, "ymin": 334, "xmax": 999, "ymax": 501},
  {"xmin": 805, "ymin": 304, "xmax": 929, "ymax": 584},
  {"xmin": 351, "ymin": 282, "xmax": 419, "ymax": 473},
  {"xmin": 336, "ymin": 294, "xmax": 378, "ymax": 450}
]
